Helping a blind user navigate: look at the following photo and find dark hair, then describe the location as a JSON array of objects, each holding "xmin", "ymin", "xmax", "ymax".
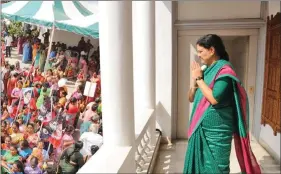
[
  {"xmin": 90, "ymin": 145, "xmax": 99, "ymax": 155},
  {"xmin": 27, "ymin": 123, "xmax": 34, "ymax": 128},
  {"xmin": 65, "ymin": 125, "xmax": 74, "ymax": 133},
  {"xmin": 70, "ymin": 97, "xmax": 77, "ymax": 103},
  {"xmin": 91, "ymin": 104, "xmax": 98, "ymax": 112},
  {"xmin": 14, "ymin": 160, "xmax": 25, "ymax": 173},
  {"xmin": 30, "ymin": 156, "xmax": 39, "ymax": 165},
  {"xmin": 13, "ymin": 121, "xmax": 20, "ymax": 128},
  {"xmin": 65, "ymin": 141, "xmax": 83, "ymax": 162},
  {"xmin": 2, "ymin": 120, "xmax": 7, "ymax": 126},
  {"xmin": 78, "ymin": 85, "xmax": 84, "ymax": 92},
  {"xmin": 95, "ymin": 97, "xmax": 101, "ymax": 103},
  {"xmin": 61, "ymin": 91, "xmax": 67, "ymax": 97},
  {"xmin": 10, "ymin": 145, "xmax": 18, "ymax": 152},
  {"xmin": 21, "ymin": 140, "xmax": 29, "ymax": 148},
  {"xmin": 196, "ymin": 34, "xmax": 229, "ymax": 61},
  {"xmin": 43, "ymin": 82, "xmax": 49, "ymax": 88},
  {"xmin": 17, "ymin": 80, "xmax": 23, "ymax": 85}
]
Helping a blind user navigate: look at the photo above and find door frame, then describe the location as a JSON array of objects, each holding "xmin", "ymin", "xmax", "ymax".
[
  {"xmin": 172, "ymin": 24, "xmax": 267, "ymax": 139},
  {"xmin": 171, "ymin": 1, "xmax": 268, "ymax": 141},
  {"xmin": 175, "ymin": 29, "xmax": 258, "ymax": 139}
]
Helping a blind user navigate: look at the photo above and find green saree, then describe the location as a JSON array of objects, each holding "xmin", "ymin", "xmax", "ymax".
[{"xmin": 183, "ymin": 60, "xmax": 261, "ymax": 174}]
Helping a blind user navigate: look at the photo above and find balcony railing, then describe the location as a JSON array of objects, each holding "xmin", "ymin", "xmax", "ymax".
[{"xmin": 78, "ymin": 109, "xmax": 160, "ymax": 173}]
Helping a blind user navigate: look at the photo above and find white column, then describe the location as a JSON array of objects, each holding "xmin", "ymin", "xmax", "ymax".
[
  {"xmin": 99, "ymin": 1, "xmax": 135, "ymax": 147},
  {"xmin": 133, "ymin": 1, "xmax": 156, "ymax": 144}
]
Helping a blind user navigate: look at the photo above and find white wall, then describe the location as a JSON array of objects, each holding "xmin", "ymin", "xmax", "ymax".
[
  {"xmin": 258, "ymin": 2, "xmax": 281, "ymax": 162},
  {"xmin": 38, "ymin": 26, "xmax": 99, "ymax": 49},
  {"xmin": 177, "ymin": 1, "xmax": 261, "ymax": 21},
  {"xmin": 53, "ymin": 29, "xmax": 99, "ymax": 48},
  {"xmin": 155, "ymin": 1, "xmax": 173, "ymax": 140}
]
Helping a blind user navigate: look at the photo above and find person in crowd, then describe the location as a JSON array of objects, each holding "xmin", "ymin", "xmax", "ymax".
[
  {"xmin": 27, "ymin": 141, "xmax": 49, "ymax": 168},
  {"xmin": 18, "ymin": 140, "xmax": 32, "ymax": 161},
  {"xmin": 39, "ymin": 44, "xmax": 47, "ymax": 72},
  {"xmin": 1, "ymin": 121, "xmax": 9, "ymax": 143},
  {"xmin": 9, "ymin": 160, "xmax": 25, "ymax": 174},
  {"xmin": 17, "ymin": 35, "xmax": 25, "ymax": 55},
  {"xmin": 11, "ymin": 80, "xmax": 23, "ymax": 106},
  {"xmin": 1, "ymin": 135, "xmax": 12, "ymax": 151},
  {"xmin": 77, "ymin": 37, "xmax": 86, "ymax": 56},
  {"xmin": 2, "ymin": 62, "xmax": 11, "ymax": 94},
  {"xmin": 10, "ymin": 121, "xmax": 24, "ymax": 145},
  {"xmin": 7, "ymin": 72, "xmax": 19, "ymax": 105},
  {"xmin": 14, "ymin": 61, "xmax": 23, "ymax": 75},
  {"xmin": 34, "ymin": 41, "xmax": 42, "ymax": 69},
  {"xmin": 58, "ymin": 90, "xmax": 67, "ymax": 108},
  {"xmin": 22, "ymin": 39, "xmax": 32, "ymax": 63},
  {"xmin": 44, "ymin": 46, "xmax": 56, "ymax": 72},
  {"xmin": 85, "ymin": 39, "xmax": 94, "ymax": 58},
  {"xmin": 36, "ymin": 82, "xmax": 51, "ymax": 109},
  {"xmin": 5, "ymin": 32, "xmax": 13, "ymax": 58},
  {"xmin": 1, "ymin": 145, "xmax": 21, "ymax": 169},
  {"xmin": 59, "ymin": 141, "xmax": 84, "ymax": 174},
  {"xmin": 42, "ymin": 29, "xmax": 50, "ymax": 45},
  {"xmin": 32, "ymin": 40, "xmax": 40, "ymax": 61},
  {"xmin": 61, "ymin": 125, "xmax": 75, "ymax": 150},
  {"xmin": 24, "ymin": 156, "xmax": 42, "ymax": 174},
  {"xmin": 84, "ymin": 145, "xmax": 99, "ymax": 162},
  {"xmin": 65, "ymin": 97, "xmax": 79, "ymax": 126},
  {"xmin": 24, "ymin": 123, "xmax": 38, "ymax": 148}
]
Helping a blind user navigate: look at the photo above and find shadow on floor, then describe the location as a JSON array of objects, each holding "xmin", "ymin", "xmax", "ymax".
[{"xmin": 259, "ymin": 156, "xmax": 281, "ymax": 173}]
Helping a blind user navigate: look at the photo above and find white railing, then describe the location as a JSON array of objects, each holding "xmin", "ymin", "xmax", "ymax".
[{"xmin": 78, "ymin": 109, "xmax": 160, "ymax": 173}]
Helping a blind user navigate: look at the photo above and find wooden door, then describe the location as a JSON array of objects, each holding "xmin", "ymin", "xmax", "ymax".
[{"xmin": 261, "ymin": 12, "xmax": 281, "ymax": 136}]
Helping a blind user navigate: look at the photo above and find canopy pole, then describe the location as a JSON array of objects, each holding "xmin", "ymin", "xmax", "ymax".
[{"xmin": 47, "ymin": 24, "xmax": 55, "ymax": 58}]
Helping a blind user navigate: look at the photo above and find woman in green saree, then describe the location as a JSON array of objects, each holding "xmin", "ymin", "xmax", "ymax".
[{"xmin": 183, "ymin": 34, "xmax": 261, "ymax": 174}]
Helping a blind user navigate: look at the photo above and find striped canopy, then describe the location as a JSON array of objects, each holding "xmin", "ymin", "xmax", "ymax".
[{"xmin": 1, "ymin": 1, "xmax": 99, "ymax": 38}]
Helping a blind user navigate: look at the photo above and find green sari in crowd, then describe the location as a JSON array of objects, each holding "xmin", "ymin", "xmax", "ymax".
[{"xmin": 183, "ymin": 60, "xmax": 261, "ymax": 174}]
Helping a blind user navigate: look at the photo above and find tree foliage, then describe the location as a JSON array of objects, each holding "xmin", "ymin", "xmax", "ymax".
[{"xmin": 7, "ymin": 21, "xmax": 23, "ymax": 37}]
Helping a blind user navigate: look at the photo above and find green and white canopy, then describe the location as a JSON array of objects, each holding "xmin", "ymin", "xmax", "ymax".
[{"xmin": 1, "ymin": 1, "xmax": 99, "ymax": 38}]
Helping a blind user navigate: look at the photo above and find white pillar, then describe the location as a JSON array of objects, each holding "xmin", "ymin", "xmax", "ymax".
[
  {"xmin": 99, "ymin": 1, "xmax": 135, "ymax": 148},
  {"xmin": 133, "ymin": 1, "xmax": 156, "ymax": 144}
]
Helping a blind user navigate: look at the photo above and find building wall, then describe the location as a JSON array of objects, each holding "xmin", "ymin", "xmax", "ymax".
[
  {"xmin": 177, "ymin": 1, "xmax": 261, "ymax": 20},
  {"xmin": 258, "ymin": 1, "xmax": 281, "ymax": 162}
]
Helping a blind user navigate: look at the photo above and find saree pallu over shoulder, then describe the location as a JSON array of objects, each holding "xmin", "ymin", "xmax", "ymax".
[{"xmin": 184, "ymin": 60, "xmax": 261, "ymax": 174}]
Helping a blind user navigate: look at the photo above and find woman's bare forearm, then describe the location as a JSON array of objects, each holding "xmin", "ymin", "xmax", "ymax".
[{"xmin": 188, "ymin": 87, "xmax": 197, "ymax": 102}]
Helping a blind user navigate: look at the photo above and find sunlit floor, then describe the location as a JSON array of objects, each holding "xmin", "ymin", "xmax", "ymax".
[{"xmin": 153, "ymin": 138, "xmax": 280, "ymax": 173}]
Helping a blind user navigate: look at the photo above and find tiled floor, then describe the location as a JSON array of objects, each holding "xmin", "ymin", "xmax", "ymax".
[{"xmin": 153, "ymin": 138, "xmax": 280, "ymax": 173}]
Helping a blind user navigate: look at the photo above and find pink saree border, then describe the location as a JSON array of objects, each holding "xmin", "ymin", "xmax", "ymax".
[{"xmin": 187, "ymin": 64, "xmax": 261, "ymax": 174}]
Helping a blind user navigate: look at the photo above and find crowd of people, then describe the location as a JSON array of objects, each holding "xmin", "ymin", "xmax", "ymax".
[{"xmin": 1, "ymin": 23, "xmax": 103, "ymax": 174}]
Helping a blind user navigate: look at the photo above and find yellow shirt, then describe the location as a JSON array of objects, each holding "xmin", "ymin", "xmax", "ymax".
[{"xmin": 59, "ymin": 97, "xmax": 67, "ymax": 107}]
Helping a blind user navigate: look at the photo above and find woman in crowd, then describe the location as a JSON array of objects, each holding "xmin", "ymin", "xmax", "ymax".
[
  {"xmin": 39, "ymin": 44, "xmax": 47, "ymax": 73},
  {"xmin": 17, "ymin": 35, "xmax": 25, "ymax": 55},
  {"xmin": 22, "ymin": 39, "xmax": 32, "ymax": 63},
  {"xmin": 59, "ymin": 141, "xmax": 84, "ymax": 174},
  {"xmin": 10, "ymin": 121, "xmax": 24, "ymax": 145},
  {"xmin": 24, "ymin": 123, "xmax": 38, "ymax": 148},
  {"xmin": 10, "ymin": 160, "xmax": 25, "ymax": 174},
  {"xmin": 1, "ymin": 145, "xmax": 21, "ymax": 170},
  {"xmin": 7, "ymin": 72, "xmax": 19, "ymax": 105},
  {"xmin": 11, "ymin": 80, "xmax": 23, "ymax": 106}
]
